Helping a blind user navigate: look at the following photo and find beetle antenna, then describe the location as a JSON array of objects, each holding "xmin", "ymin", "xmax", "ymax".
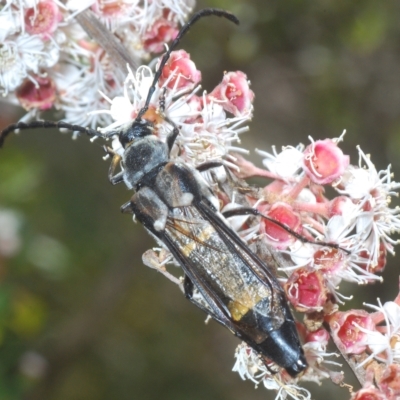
[
  {"xmin": 136, "ymin": 8, "xmax": 239, "ymax": 121},
  {"xmin": 0, "ymin": 120, "xmax": 102, "ymax": 148}
]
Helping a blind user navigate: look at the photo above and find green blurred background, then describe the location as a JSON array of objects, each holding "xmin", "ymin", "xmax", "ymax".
[{"xmin": 1, "ymin": 0, "xmax": 400, "ymax": 399}]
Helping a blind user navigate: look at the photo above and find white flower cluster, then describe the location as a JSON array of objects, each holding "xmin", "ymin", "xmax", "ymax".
[
  {"xmin": 249, "ymin": 134, "xmax": 400, "ymax": 288},
  {"xmin": 98, "ymin": 63, "xmax": 253, "ymax": 169},
  {"xmin": 221, "ymin": 134, "xmax": 400, "ymax": 398},
  {"xmin": 0, "ymin": 0, "xmax": 194, "ymax": 127}
]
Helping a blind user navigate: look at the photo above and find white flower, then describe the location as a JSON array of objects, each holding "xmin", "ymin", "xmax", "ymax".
[
  {"xmin": 233, "ymin": 343, "xmax": 312, "ymax": 400},
  {"xmin": 0, "ymin": 43, "xmax": 27, "ymax": 94},
  {"xmin": 181, "ymin": 98, "xmax": 250, "ymax": 167},
  {"xmin": 232, "ymin": 342, "xmax": 268, "ymax": 385},
  {"xmin": 331, "ymin": 146, "xmax": 400, "ymax": 269},
  {"xmin": 98, "ymin": 65, "xmax": 158, "ymax": 135},
  {"xmin": 55, "ymin": 53, "xmax": 121, "ymax": 130},
  {"xmin": 132, "ymin": 0, "xmax": 193, "ymax": 33},
  {"xmin": 256, "ymin": 144, "xmax": 304, "ymax": 180},
  {"xmin": 65, "ymin": 0, "xmax": 193, "ymax": 34},
  {"xmin": 0, "ymin": 5, "xmax": 21, "ymax": 42},
  {"xmin": 300, "ymin": 335, "xmax": 342, "ymax": 386},
  {"xmin": 0, "ymin": 33, "xmax": 59, "ymax": 95},
  {"xmin": 354, "ymin": 299, "xmax": 400, "ymax": 367}
]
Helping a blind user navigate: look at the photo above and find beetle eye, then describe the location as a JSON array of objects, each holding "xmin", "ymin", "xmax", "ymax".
[{"xmin": 120, "ymin": 120, "xmax": 152, "ymax": 147}]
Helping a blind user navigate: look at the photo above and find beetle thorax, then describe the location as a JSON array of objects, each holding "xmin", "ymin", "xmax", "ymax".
[{"xmin": 122, "ymin": 136, "xmax": 169, "ymax": 189}]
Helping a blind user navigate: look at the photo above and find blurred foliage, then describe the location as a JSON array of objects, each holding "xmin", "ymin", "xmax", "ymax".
[{"xmin": 1, "ymin": 0, "xmax": 400, "ymax": 399}]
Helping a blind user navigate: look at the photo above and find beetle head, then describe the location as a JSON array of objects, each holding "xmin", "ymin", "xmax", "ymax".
[{"xmin": 119, "ymin": 119, "xmax": 153, "ymax": 148}]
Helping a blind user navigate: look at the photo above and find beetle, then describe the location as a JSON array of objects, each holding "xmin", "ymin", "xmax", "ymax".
[{"xmin": 0, "ymin": 8, "xmax": 308, "ymax": 377}]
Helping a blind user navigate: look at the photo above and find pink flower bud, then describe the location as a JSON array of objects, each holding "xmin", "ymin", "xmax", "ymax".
[
  {"xmin": 305, "ymin": 328, "xmax": 330, "ymax": 346},
  {"xmin": 284, "ymin": 268, "xmax": 328, "ymax": 312},
  {"xmin": 91, "ymin": 0, "xmax": 129, "ymax": 17},
  {"xmin": 258, "ymin": 202, "xmax": 302, "ymax": 249},
  {"xmin": 328, "ymin": 196, "xmax": 354, "ymax": 217},
  {"xmin": 313, "ymin": 247, "xmax": 345, "ymax": 276},
  {"xmin": 377, "ymin": 364, "xmax": 400, "ymax": 399},
  {"xmin": 143, "ymin": 17, "xmax": 179, "ymax": 54},
  {"xmin": 209, "ymin": 71, "xmax": 254, "ymax": 117},
  {"xmin": 357, "ymin": 242, "xmax": 387, "ymax": 275},
  {"xmin": 376, "ymin": 243, "xmax": 387, "ymax": 273},
  {"xmin": 24, "ymin": 1, "xmax": 62, "ymax": 39},
  {"xmin": 351, "ymin": 385, "xmax": 387, "ymax": 400},
  {"xmin": 158, "ymin": 50, "xmax": 201, "ymax": 89},
  {"xmin": 303, "ymin": 139, "xmax": 349, "ymax": 185},
  {"xmin": 16, "ymin": 76, "xmax": 56, "ymax": 111},
  {"xmin": 328, "ymin": 310, "xmax": 375, "ymax": 354}
]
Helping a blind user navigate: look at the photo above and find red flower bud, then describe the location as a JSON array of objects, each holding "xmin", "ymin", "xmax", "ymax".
[
  {"xmin": 158, "ymin": 50, "xmax": 201, "ymax": 90},
  {"xmin": 284, "ymin": 268, "xmax": 328, "ymax": 312},
  {"xmin": 303, "ymin": 139, "xmax": 349, "ymax": 185},
  {"xmin": 209, "ymin": 71, "xmax": 254, "ymax": 117},
  {"xmin": 16, "ymin": 76, "xmax": 56, "ymax": 111},
  {"xmin": 328, "ymin": 310, "xmax": 375, "ymax": 354},
  {"xmin": 25, "ymin": 1, "xmax": 62, "ymax": 39}
]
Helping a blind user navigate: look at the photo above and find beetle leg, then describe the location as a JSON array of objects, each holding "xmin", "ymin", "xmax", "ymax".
[
  {"xmin": 196, "ymin": 161, "xmax": 223, "ymax": 172},
  {"xmin": 165, "ymin": 120, "xmax": 179, "ymax": 153},
  {"xmin": 104, "ymin": 146, "xmax": 124, "ymax": 185},
  {"xmin": 183, "ymin": 276, "xmax": 234, "ymax": 327},
  {"xmin": 109, "ymin": 156, "xmax": 124, "ymax": 185},
  {"xmin": 159, "ymin": 87, "xmax": 167, "ymax": 113},
  {"xmin": 157, "ymin": 90, "xmax": 180, "ymax": 153},
  {"xmin": 120, "ymin": 201, "xmax": 133, "ymax": 214}
]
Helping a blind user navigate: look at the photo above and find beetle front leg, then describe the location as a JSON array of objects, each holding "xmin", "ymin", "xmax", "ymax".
[
  {"xmin": 104, "ymin": 146, "xmax": 124, "ymax": 185},
  {"xmin": 196, "ymin": 161, "xmax": 223, "ymax": 172}
]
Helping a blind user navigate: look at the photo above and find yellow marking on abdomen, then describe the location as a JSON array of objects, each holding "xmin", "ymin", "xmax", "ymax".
[
  {"xmin": 180, "ymin": 225, "xmax": 215, "ymax": 257},
  {"xmin": 228, "ymin": 292, "xmax": 263, "ymax": 321}
]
